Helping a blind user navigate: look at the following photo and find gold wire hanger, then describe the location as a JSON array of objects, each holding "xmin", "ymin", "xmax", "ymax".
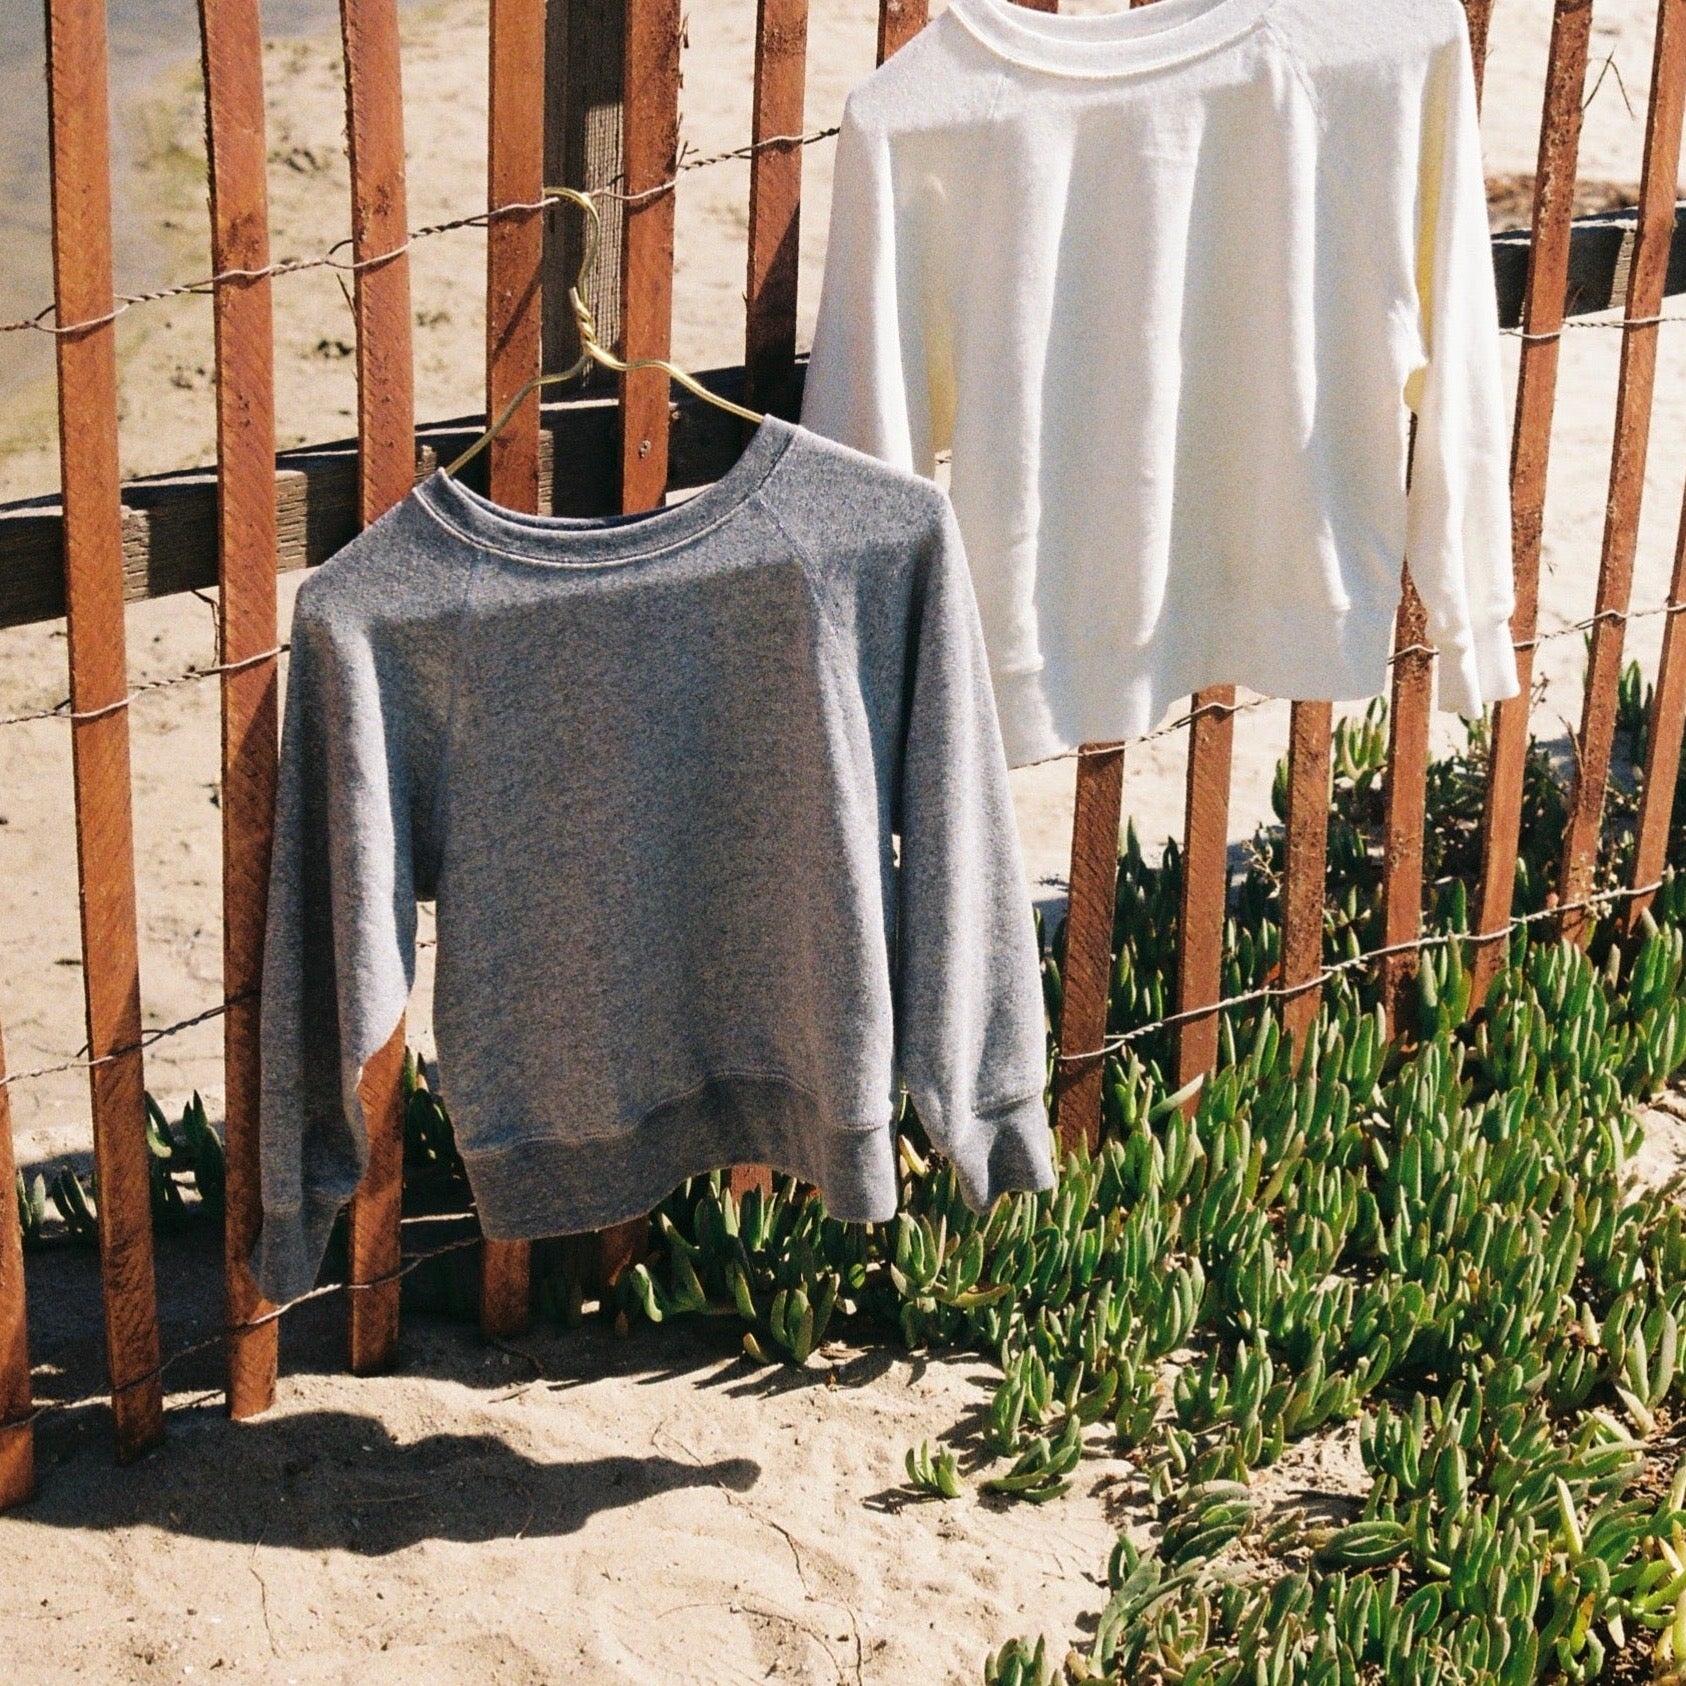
[{"xmin": 445, "ymin": 186, "xmax": 762, "ymax": 479}]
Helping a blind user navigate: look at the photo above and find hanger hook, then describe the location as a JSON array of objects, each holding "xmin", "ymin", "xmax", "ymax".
[{"xmin": 443, "ymin": 184, "xmax": 761, "ymax": 480}]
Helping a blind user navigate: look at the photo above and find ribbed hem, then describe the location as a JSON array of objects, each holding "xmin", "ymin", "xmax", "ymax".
[
  {"xmin": 465, "ymin": 1075, "xmax": 904, "ymax": 1237},
  {"xmin": 252, "ymin": 1189, "xmax": 346, "ymax": 1306},
  {"xmin": 1437, "ymin": 619, "xmax": 1521, "ymax": 718},
  {"xmin": 921, "ymin": 1091, "xmax": 1056, "ymax": 1214}
]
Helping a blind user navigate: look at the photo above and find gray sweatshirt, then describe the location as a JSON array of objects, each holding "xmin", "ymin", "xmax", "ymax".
[{"xmin": 255, "ymin": 418, "xmax": 1054, "ymax": 1304}]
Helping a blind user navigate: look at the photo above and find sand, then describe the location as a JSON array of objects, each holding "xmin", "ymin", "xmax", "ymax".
[{"xmin": 1, "ymin": 2, "xmax": 1685, "ymax": 1678}]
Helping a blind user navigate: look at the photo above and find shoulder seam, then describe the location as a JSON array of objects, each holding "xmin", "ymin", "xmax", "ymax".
[
  {"xmin": 1260, "ymin": 13, "xmax": 1327, "ymax": 130},
  {"xmin": 754, "ymin": 479, "xmax": 852, "ymax": 649}
]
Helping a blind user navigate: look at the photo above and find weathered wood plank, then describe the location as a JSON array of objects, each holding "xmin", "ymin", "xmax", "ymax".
[
  {"xmin": 618, "ymin": 0, "xmax": 681, "ymax": 514},
  {"xmin": 1560, "ymin": 0, "xmax": 1686, "ymax": 946},
  {"xmin": 1472, "ymin": 0, "xmax": 1594, "ymax": 1000},
  {"xmin": 340, "ymin": 0, "xmax": 415, "ymax": 1375},
  {"xmin": 1632, "ymin": 506, "xmax": 1686, "ymax": 926},
  {"xmin": 1175, "ymin": 688, "xmax": 1236, "ymax": 1090},
  {"xmin": 0, "ymin": 1022, "xmax": 34, "ymax": 1510},
  {"xmin": 479, "ymin": 0, "xmax": 546, "ymax": 1338},
  {"xmin": 487, "ymin": 0, "xmax": 547, "ymax": 512},
  {"xmin": 1053, "ymin": 747, "xmax": 1124, "ymax": 1153},
  {"xmin": 45, "ymin": 0, "xmax": 164, "ymax": 1463},
  {"xmin": 1380, "ymin": 578, "xmax": 1434, "ymax": 1029},
  {"xmin": 744, "ymin": 0, "xmax": 808, "ymax": 416},
  {"xmin": 1281, "ymin": 701, "xmax": 1332, "ymax": 1050},
  {"xmin": 1380, "ymin": 0, "xmax": 1495, "ymax": 1023},
  {"xmin": 876, "ymin": 0, "xmax": 926, "ymax": 63},
  {"xmin": 199, "ymin": 0, "xmax": 281, "ymax": 1420}
]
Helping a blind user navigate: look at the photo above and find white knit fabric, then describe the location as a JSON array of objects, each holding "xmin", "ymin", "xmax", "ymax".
[{"xmin": 802, "ymin": 0, "xmax": 1518, "ymax": 767}]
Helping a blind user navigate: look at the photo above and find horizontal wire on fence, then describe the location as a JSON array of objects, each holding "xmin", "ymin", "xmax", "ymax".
[
  {"xmin": 0, "ymin": 645, "xmax": 290, "ymax": 731},
  {"xmin": 1506, "ymin": 312, "xmax": 1686, "ymax": 342},
  {"xmin": 0, "ymin": 127, "xmax": 843, "ymax": 342},
  {"xmin": 0, "ymin": 996, "xmax": 247, "ymax": 1091},
  {"xmin": 16, "ymin": 1233, "xmax": 486, "ymax": 1430},
  {"xmin": 1054, "ymin": 877, "xmax": 1667, "ymax": 1069}
]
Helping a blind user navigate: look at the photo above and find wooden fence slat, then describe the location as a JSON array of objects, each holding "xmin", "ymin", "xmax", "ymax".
[
  {"xmin": 1281, "ymin": 701, "xmax": 1332, "ymax": 1049},
  {"xmin": 1175, "ymin": 688, "xmax": 1236, "ymax": 1090},
  {"xmin": 1053, "ymin": 747, "xmax": 1125, "ymax": 1153},
  {"xmin": 1559, "ymin": 0, "xmax": 1686, "ymax": 947},
  {"xmin": 744, "ymin": 0, "xmax": 808, "ymax": 416},
  {"xmin": 724, "ymin": 0, "xmax": 811, "ymax": 1203},
  {"xmin": 876, "ymin": 0, "xmax": 927, "ymax": 64},
  {"xmin": 340, "ymin": 0, "xmax": 416, "ymax": 1374},
  {"xmin": 199, "ymin": 0, "xmax": 282, "ymax": 1421},
  {"xmin": 1631, "ymin": 502, "xmax": 1686, "ymax": 929},
  {"xmin": 45, "ymin": 0, "xmax": 164, "ymax": 1462},
  {"xmin": 0, "ymin": 1024, "xmax": 34, "ymax": 1509},
  {"xmin": 587, "ymin": 0, "xmax": 683, "ymax": 1278},
  {"xmin": 618, "ymin": 0, "xmax": 681, "ymax": 515},
  {"xmin": 487, "ymin": 0, "xmax": 547, "ymax": 513},
  {"xmin": 479, "ymin": 0, "xmax": 547, "ymax": 1339},
  {"xmin": 1380, "ymin": 578, "xmax": 1433, "ymax": 1026},
  {"xmin": 1378, "ymin": 0, "xmax": 1494, "ymax": 1024},
  {"xmin": 1471, "ymin": 0, "xmax": 1595, "ymax": 998}
]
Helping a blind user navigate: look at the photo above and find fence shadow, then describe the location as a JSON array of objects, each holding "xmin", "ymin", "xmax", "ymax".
[{"xmin": 10, "ymin": 1400, "xmax": 759, "ymax": 1553}]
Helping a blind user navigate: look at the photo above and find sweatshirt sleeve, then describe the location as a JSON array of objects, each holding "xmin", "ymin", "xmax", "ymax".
[
  {"xmin": 801, "ymin": 99, "xmax": 942, "ymax": 475},
  {"xmin": 253, "ymin": 602, "xmax": 419, "ymax": 1304},
  {"xmin": 1405, "ymin": 20, "xmax": 1519, "ymax": 718},
  {"xmin": 895, "ymin": 499, "xmax": 1054, "ymax": 1212}
]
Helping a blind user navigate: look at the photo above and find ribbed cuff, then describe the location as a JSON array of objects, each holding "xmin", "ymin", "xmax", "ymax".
[
  {"xmin": 252, "ymin": 1191, "xmax": 344, "ymax": 1306},
  {"xmin": 942, "ymin": 1092, "xmax": 1056, "ymax": 1213},
  {"xmin": 1437, "ymin": 618, "xmax": 1520, "ymax": 717}
]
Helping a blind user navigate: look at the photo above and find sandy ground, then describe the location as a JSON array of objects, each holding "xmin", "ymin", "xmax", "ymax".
[
  {"xmin": 0, "ymin": 1238, "xmax": 1134, "ymax": 1683},
  {"xmin": 1, "ymin": 3, "xmax": 1686, "ymax": 1678}
]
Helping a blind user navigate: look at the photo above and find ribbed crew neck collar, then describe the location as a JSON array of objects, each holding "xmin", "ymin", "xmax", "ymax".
[
  {"xmin": 416, "ymin": 415, "xmax": 795, "ymax": 565},
  {"xmin": 948, "ymin": 0, "xmax": 1275, "ymax": 79}
]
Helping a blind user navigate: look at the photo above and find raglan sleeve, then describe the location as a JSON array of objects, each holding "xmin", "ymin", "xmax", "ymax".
[
  {"xmin": 800, "ymin": 97, "xmax": 942, "ymax": 475},
  {"xmin": 1405, "ymin": 17, "xmax": 1520, "ymax": 718},
  {"xmin": 895, "ymin": 498, "xmax": 1055, "ymax": 1212},
  {"xmin": 252, "ymin": 595, "xmax": 420, "ymax": 1304}
]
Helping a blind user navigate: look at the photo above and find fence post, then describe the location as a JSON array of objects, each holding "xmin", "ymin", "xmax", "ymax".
[
  {"xmin": 0, "ymin": 1025, "xmax": 33, "ymax": 1508},
  {"xmin": 340, "ymin": 0, "xmax": 416, "ymax": 1374},
  {"xmin": 1281, "ymin": 702, "xmax": 1333, "ymax": 1050},
  {"xmin": 744, "ymin": 0, "xmax": 809, "ymax": 418},
  {"xmin": 45, "ymin": 0, "xmax": 165, "ymax": 1462},
  {"xmin": 1380, "ymin": 581, "xmax": 1433, "ymax": 1028},
  {"xmin": 1560, "ymin": 0, "xmax": 1686, "ymax": 945},
  {"xmin": 876, "ymin": 0, "xmax": 927, "ymax": 63},
  {"xmin": 1471, "ymin": 0, "xmax": 1595, "ymax": 997},
  {"xmin": 1053, "ymin": 747, "xmax": 1125, "ymax": 1153},
  {"xmin": 479, "ymin": 0, "xmax": 549, "ymax": 1340},
  {"xmin": 1379, "ymin": 0, "xmax": 1495, "ymax": 1024},
  {"xmin": 1176, "ymin": 688, "xmax": 1236, "ymax": 1091},
  {"xmin": 199, "ymin": 0, "xmax": 282, "ymax": 1419}
]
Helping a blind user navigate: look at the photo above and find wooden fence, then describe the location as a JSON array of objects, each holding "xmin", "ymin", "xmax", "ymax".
[{"xmin": 0, "ymin": 0, "xmax": 1684, "ymax": 1511}]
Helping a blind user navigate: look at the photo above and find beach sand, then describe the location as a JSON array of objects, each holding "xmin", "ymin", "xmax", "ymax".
[{"xmin": 0, "ymin": 3, "xmax": 1685, "ymax": 1677}]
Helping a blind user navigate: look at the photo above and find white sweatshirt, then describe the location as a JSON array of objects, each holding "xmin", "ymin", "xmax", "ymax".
[{"xmin": 802, "ymin": 0, "xmax": 1519, "ymax": 766}]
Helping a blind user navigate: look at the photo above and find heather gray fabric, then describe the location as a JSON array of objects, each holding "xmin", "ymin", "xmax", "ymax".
[{"xmin": 254, "ymin": 418, "xmax": 1054, "ymax": 1303}]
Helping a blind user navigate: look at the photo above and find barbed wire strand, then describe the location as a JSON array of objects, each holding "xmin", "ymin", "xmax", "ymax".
[{"xmin": 0, "ymin": 127, "xmax": 841, "ymax": 341}]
